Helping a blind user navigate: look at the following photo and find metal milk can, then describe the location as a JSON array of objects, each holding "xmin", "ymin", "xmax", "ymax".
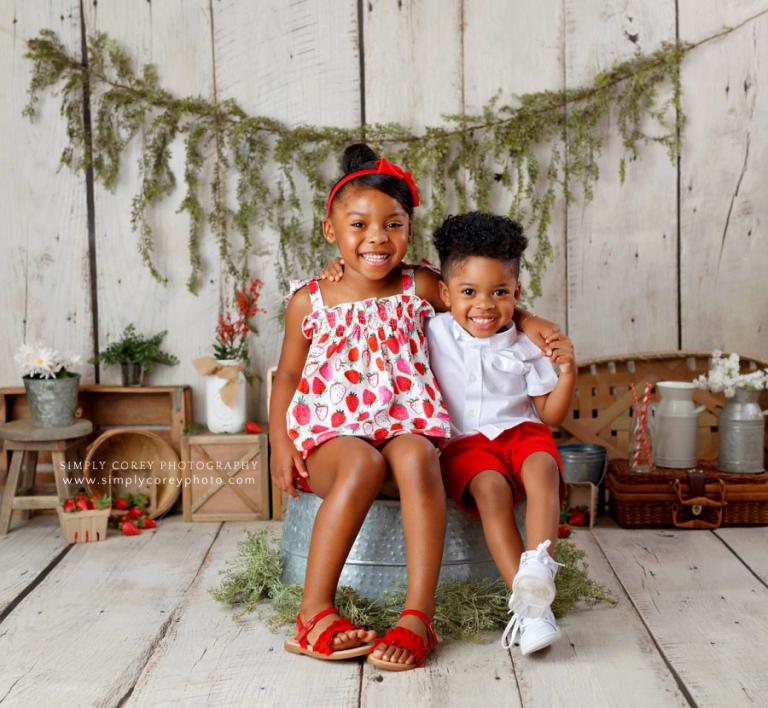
[
  {"xmin": 718, "ymin": 387, "xmax": 767, "ymax": 473},
  {"xmin": 650, "ymin": 381, "xmax": 705, "ymax": 468}
]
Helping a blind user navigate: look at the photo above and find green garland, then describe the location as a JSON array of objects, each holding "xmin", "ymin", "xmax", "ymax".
[
  {"xmin": 24, "ymin": 30, "xmax": 699, "ymax": 299},
  {"xmin": 210, "ymin": 529, "xmax": 615, "ymax": 641}
]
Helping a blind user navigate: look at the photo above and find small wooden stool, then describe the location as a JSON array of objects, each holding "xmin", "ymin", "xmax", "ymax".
[{"xmin": 0, "ymin": 418, "xmax": 93, "ymax": 534}]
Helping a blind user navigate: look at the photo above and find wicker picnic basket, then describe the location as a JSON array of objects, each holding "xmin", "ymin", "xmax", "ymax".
[{"xmin": 607, "ymin": 459, "xmax": 768, "ymax": 528}]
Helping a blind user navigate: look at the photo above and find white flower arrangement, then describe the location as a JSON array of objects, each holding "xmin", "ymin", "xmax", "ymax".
[
  {"xmin": 694, "ymin": 350, "xmax": 768, "ymax": 398},
  {"xmin": 15, "ymin": 343, "xmax": 81, "ymax": 380}
]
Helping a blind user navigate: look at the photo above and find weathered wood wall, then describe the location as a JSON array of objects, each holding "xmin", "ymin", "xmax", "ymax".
[{"xmin": 2, "ymin": 0, "xmax": 766, "ymax": 421}]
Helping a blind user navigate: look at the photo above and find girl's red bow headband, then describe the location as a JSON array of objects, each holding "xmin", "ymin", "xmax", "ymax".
[{"xmin": 325, "ymin": 158, "xmax": 421, "ymax": 218}]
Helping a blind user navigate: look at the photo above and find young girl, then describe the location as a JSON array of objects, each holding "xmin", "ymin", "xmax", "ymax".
[{"xmin": 271, "ymin": 145, "xmax": 559, "ymax": 671}]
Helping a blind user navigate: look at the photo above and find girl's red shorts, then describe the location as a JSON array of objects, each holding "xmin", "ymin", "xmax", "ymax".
[{"xmin": 439, "ymin": 422, "xmax": 567, "ymax": 515}]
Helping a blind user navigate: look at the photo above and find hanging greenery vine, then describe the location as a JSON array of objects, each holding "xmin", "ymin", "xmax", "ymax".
[{"xmin": 23, "ymin": 15, "xmax": 757, "ymax": 300}]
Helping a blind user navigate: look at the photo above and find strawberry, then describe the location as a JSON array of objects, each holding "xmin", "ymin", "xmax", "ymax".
[
  {"xmin": 362, "ymin": 421, "xmax": 373, "ymax": 436},
  {"xmin": 362, "ymin": 389, "xmax": 377, "ymax": 406},
  {"xmin": 344, "ymin": 370, "xmax": 361, "ymax": 385},
  {"xmin": 319, "ymin": 362, "xmax": 333, "ymax": 381},
  {"xmin": 331, "ymin": 410, "xmax": 346, "ymax": 427},
  {"xmin": 386, "ymin": 336, "xmax": 400, "ymax": 354},
  {"xmin": 346, "ymin": 392, "xmax": 359, "ymax": 413},
  {"xmin": 375, "ymin": 357, "xmax": 385, "ymax": 372},
  {"xmin": 326, "ymin": 341, "xmax": 338, "ymax": 358},
  {"xmin": 87, "ymin": 499, "xmax": 95, "ymax": 510},
  {"xmin": 378, "ymin": 386, "xmax": 393, "ymax": 403},
  {"xmin": 326, "ymin": 311, "xmax": 336, "ymax": 328},
  {"xmin": 437, "ymin": 411, "xmax": 450, "ymax": 422},
  {"xmin": 368, "ymin": 334, "xmax": 379, "ymax": 353},
  {"xmin": 366, "ymin": 373, "xmax": 379, "ymax": 387},
  {"xmin": 357, "ymin": 411, "xmax": 370, "ymax": 421},
  {"xmin": 395, "ymin": 376, "xmax": 412, "ymax": 392},
  {"xmin": 568, "ymin": 508, "xmax": 588, "ymax": 527},
  {"xmin": 288, "ymin": 428, "xmax": 300, "ymax": 440},
  {"xmin": 374, "ymin": 428, "xmax": 389, "ymax": 441},
  {"xmin": 245, "ymin": 421, "xmax": 263, "ymax": 434},
  {"xmin": 391, "ymin": 423, "xmax": 404, "ymax": 431},
  {"xmin": 413, "ymin": 418, "xmax": 427, "ymax": 429},
  {"xmin": 414, "ymin": 362, "xmax": 426, "ymax": 375},
  {"xmin": 409, "ymin": 338, "xmax": 419, "ymax": 354},
  {"xmin": 425, "ymin": 426, "xmax": 448, "ymax": 437},
  {"xmin": 312, "ymin": 377, "xmax": 326, "ymax": 394},
  {"xmin": 423, "ymin": 400, "xmax": 434, "ymax": 418},
  {"xmin": 389, "ymin": 403, "xmax": 408, "ymax": 421},
  {"xmin": 127, "ymin": 506, "xmax": 144, "ymax": 519},
  {"xmin": 292, "ymin": 400, "xmax": 311, "ymax": 425},
  {"xmin": 141, "ymin": 517, "xmax": 156, "ymax": 529},
  {"xmin": 425, "ymin": 383, "xmax": 436, "ymax": 400},
  {"xmin": 557, "ymin": 524, "xmax": 571, "ymax": 539},
  {"xmin": 318, "ymin": 333, "xmax": 330, "ymax": 345},
  {"xmin": 311, "ymin": 424, "xmax": 330, "ymax": 434},
  {"xmin": 396, "ymin": 358, "xmax": 411, "ymax": 375},
  {"xmin": 314, "ymin": 403, "xmax": 329, "ymax": 420},
  {"xmin": 362, "ymin": 350, "xmax": 371, "ymax": 367},
  {"xmin": 120, "ymin": 520, "xmax": 142, "ymax": 536},
  {"xmin": 374, "ymin": 410, "xmax": 390, "ymax": 428},
  {"xmin": 75, "ymin": 497, "xmax": 89, "ymax": 512},
  {"xmin": 378, "ymin": 326, "xmax": 387, "ymax": 341},
  {"xmin": 301, "ymin": 439, "xmax": 316, "ymax": 452},
  {"xmin": 345, "ymin": 310, "xmax": 354, "ymax": 326},
  {"xmin": 348, "ymin": 347, "xmax": 360, "ymax": 362},
  {"xmin": 317, "ymin": 430, "xmax": 338, "ymax": 445},
  {"xmin": 329, "ymin": 383, "xmax": 346, "ymax": 405},
  {"xmin": 62, "ymin": 497, "xmax": 75, "ymax": 513},
  {"xmin": 115, "ymin": 495, "xmax": 130, "ymax": 511},
  {"xmin": 335, "ymin": 325, "xmax": 345, "ymax": 337}
]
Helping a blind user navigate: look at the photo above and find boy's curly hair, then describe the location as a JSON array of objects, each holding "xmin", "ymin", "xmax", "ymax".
[{"xmin": 433, "ymin": 212, "xmax": 528, "ymax": 278}]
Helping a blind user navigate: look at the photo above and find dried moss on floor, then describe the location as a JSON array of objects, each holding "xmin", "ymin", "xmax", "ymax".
[{"xmin": 211, "ymin": 529, "xmax": 615, "ymax": 640}]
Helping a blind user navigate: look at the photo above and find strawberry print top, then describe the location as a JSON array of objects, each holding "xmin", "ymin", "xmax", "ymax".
[{"xmin": 286, "ymin": 269, "xmax": 451, "ymax": 459}]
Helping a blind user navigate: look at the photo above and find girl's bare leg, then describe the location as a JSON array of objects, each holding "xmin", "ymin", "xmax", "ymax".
[
  {"xmin": 468, "ymin": 471, "xmax": 524, "ymax": 588},
  {"xmin": 520, "ymin": 452, "xmax": 561, "ymax": 552},
  {"xmin": 299, "ymin": 437, "xmax": 387, "ymax": 649},
  {"xmin": 371, "ymin": 435, "xmax": 446, "ymax": 665}
]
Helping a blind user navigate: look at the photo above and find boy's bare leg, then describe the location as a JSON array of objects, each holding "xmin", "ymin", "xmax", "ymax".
[
  {"xmin": 299, "ymin": 437, "xmax": 387, "ymax": 649},
  {"xmin": 371, "ymin": 435, "xmax": 446, "ymax": 665},
  {"xmin": 520, "ymin": 452, "xmax": 561, "ymax": 552},
  {"xmin": 469, "ymin": 470, "xmax": 525, "ymax": 588}
]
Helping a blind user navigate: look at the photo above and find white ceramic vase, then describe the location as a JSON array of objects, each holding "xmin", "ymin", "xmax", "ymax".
[
  {"xmin": 205, "ymin": 359, "xmax": 247, "ymax": 434},
  {"xmin": 650, "ymin": 381, "xmax": 705, "ymax": 468}
]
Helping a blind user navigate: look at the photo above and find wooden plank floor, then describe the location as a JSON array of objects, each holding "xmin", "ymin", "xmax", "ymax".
[{"xmin": 0, "ymin": 515, "xmax": 766, "ymax": 707}]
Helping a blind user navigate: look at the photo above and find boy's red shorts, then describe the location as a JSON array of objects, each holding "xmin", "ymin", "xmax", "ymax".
[{"xmin": 440, "ymin": 422, "xmax": 567, "ymax": 515}]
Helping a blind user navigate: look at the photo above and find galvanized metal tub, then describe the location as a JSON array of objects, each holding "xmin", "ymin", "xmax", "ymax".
[{"xmin": 280, "ymin": 494, "xmax": 526, "ymax": 599}]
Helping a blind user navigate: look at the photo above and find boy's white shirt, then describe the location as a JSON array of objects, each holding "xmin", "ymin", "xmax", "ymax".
[{"xmin": 426, "ymin": 312, "xmax": 558, "ymax": 442}]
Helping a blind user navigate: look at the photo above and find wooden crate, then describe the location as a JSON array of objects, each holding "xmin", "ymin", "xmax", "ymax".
[
  {"xmin": 181, "ymin": 428, "xmax": 269, "ymax": 522},
  {"xmin": 566, "ymin": 481, "xmax": 599, "ymax": 529},
  {"xmin": 1, "ymin": 385, "xmax": 191, "ymax": 494}
]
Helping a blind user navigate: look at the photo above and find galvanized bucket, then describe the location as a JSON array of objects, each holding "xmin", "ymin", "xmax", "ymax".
[
  {"xmin": 23, "ymin": 374, "xmax": 81, "ymax": 428},
  {"xmin": 280, "ymin": 494, "xmax": 526, "ymax": 599},
  {"xmin": 557, "ymin": 443, "xmax": 607, "ymax": 484}
]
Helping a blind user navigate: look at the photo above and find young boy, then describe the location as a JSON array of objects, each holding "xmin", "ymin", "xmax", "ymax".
[{"xmin": 428, "ymin": 212, "xmax": 576, "ymax": 654}]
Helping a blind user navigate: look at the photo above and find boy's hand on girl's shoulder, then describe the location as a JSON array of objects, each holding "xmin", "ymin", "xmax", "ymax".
[
  {"xmin": 269, "ymin": 437, "xmax": 308, "ymax": 499},
  {"xmin": 547, "ymin": 332, "xmax": 575, "ymax": 374},
  {"xmin": 320, "ymin": 257, "xmax": 345, "ymax": 282}
]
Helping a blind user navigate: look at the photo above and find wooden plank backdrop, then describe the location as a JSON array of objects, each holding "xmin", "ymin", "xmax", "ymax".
[{"xmin": 1, "ymin": 0, "xmax": 767, "ymax": 420}]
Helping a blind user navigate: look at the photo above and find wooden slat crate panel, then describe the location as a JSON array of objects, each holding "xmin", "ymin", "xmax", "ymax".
[{"xmin": 182, "ymin": 431, "xmax": 269, "ymax": 522}]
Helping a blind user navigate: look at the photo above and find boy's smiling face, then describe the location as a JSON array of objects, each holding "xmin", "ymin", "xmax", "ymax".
[{"xmin": 438, "ymin": 256, "xmax": 520, "ymax": 338}]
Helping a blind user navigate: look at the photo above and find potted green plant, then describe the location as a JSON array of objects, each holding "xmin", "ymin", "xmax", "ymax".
[{"xmin": 90, "ymin": 324, "xmax": 179, "ymax": 386}]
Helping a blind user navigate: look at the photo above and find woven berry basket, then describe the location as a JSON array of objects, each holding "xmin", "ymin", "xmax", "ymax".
[{"xmin": 56, "ymin": 507, "xmax": 111, "ymax": 543}]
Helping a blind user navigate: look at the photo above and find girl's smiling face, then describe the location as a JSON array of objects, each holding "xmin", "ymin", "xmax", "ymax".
[
  {"xmin": 438, "ymin": 256, "xmax": 521, "ymax": 338},
  {"xmin": 323, "ymin": 186, "xmax": 410, "ymax": 281}
]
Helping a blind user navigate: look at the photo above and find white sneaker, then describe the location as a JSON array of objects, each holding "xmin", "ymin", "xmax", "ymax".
[
  {"xmin": 508, "ymin": 540, "xmax": 563, "ymax": 618},
  {"xmin": 500, "ymin": 606, "xmax": 561, "ymax": 654}
]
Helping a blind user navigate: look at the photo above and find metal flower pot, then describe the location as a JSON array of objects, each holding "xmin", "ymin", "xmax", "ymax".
[
  {"xmin": 120, "ymin": 362, "xmax": 145, "ymax": 387},
  {"xmin": 23, "ymin": 374, "xmax": 81, "ymax": 428},
  {"xmin": 280, "ymin": 494, "xmax": 526, "ymax": 599},
  {"xmin": 718, "ymin": 388, "xmax": 767, "ymax": 473}
]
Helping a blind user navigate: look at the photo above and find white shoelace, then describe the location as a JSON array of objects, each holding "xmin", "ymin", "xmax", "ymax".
[
  {"xmin": 501, "ymin": 612, "xmax": 521, "ymax": 649},
  {"xmin": 521, "ymin": 539, "xmax": 564, "ymax": 575}
]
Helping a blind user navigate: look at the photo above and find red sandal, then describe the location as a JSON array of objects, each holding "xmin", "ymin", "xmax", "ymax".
[
  {"xmin": 284, "ymin": 607, "xmax": 376, "ymax": 660},
  {"xmin": 367, "ymin": 609, "xmax": 438, "ymax": 671}
]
